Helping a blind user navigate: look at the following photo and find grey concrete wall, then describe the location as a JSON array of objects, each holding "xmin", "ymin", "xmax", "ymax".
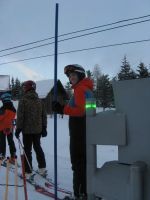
[
  {"xmin": 86, "ymin": 78, "xmax": 150, "ymax": 200},
  {"xmin": 86, "ymin": 110, "xmax": 126, "ymax": 145},
  {"xmin": 113, "ymin": 78, "xmax": 150, "ymax": 165}
]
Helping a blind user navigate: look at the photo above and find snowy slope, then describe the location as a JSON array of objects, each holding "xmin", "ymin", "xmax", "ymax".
[
  {"xmin": 0, "ymin": 101, "xmax": 118, "ymax": 200},
  {"xmin": 0, "ymin": 115, "xmax": 72, "ymax": 200}
]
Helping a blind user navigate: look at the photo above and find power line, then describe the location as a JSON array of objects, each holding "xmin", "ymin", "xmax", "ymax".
[
  {"xmin": 0, "ymin": 18, "xmax": 150, "ymax": 58},
  {"xmin": 58, "ymin": 13, "xmax": 150, "ymax": 36},
  {"xmin": 0, "ymin": 38, "xmax": 149, "ymax": 66},
  {"xmin": 0, "ymin": 13, "xmax": 150, "ymax": 53},
  {"xmin": 59, "ymin": 38, "xmax": 150, "ymax": 55}
]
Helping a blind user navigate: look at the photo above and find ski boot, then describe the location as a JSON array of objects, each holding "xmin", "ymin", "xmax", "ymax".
[
  {"xmin": 25, "ymin": 173, "xmax": 36, "ymax": 184},
  {"xmin": 37, "ymin": 168, "xmax": 48, "ymax": 177},
  {"xmin": 0, "ymin": 154, "xmax": 6, "ymax": 166},
  {"xmin": 9, "ymin": 157, "xmax": 15, "ymax": 165}
]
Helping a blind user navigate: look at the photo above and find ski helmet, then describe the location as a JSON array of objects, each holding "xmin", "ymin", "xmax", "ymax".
[
  {"xmin": 64, "ymin": 64, "xmax": 86, "ymax": 80},
  {"xmin": 22, "ymin": 80, "xmax": 36, "ymax": 93},
  {"xmin": 1, "ymin": 92, "xmax": 11, "ymax": 103}
]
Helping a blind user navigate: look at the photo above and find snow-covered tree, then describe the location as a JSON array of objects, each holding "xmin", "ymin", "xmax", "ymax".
[
  {"xmin": 118, "ymin": 56, "xmax": 136, "ymax": 80},
  {"xmin": 96, "ymin": 74, "xmax": 114, "ymax": 110},
  {"xmin": 93, "ymin": 64, "xmax": 102, "ymax": 80},
  {"xmin": 137, "ymin": 62, "xmax": 149, "ymax": 78}
]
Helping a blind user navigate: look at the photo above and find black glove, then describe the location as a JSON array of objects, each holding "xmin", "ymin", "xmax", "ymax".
[
  {"xmin": 41, "ymin": 126, "xmax": 47, "ymax": 137},
  {"xmin": 15, "ymin": 128, "xmax": 22, "ymax": 139},
  {"xmin": 52, "ymin": 101, "xmax": 64, "ymax": 114}
]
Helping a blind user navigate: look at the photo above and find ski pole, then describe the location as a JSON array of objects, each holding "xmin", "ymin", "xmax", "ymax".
[
  {"xmin": 18, "ymin": 138, "xmax": 32, "ymax": 172},
  {"xmin": 21, "ymin": 155, "xmax": 28, "ymax": 200},
  {"xmin": 0, "ymin": 158, "xmax": 2, "ymax": 170},
  {"xmin": 4, "ymin": 157, "xmax": 10, "ymax": 200},
  {"xmin": 18, "ymin": 139, "xmax": 28, "ymax": 200},
  {"xmin": 54, "ymin": 3, "xmax": 59, "ymax": 200},
  {"xmin": 14, "ymin": 155, "xmax": 18, "ymax": 200}
]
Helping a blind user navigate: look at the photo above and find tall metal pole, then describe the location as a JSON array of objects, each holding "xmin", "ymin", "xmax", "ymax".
[{"xmin": 54, "ymin": 3, "xmax": 59, "ymax": 200}]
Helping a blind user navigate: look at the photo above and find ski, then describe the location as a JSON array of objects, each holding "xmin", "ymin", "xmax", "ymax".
[
  {"xmin": 35, "ymin": 170, "xmax": 72, "ymax": 195},
  {"xmin": 20, "ymin": 174, "xmax": 63, "ymax": 199},
  {"xmin": 45, "ymin": 182, "xmax": 72, "ymax": 195},
  {"xmin": 1, "ymin": 158, "xmax": 20, "ymax": 168},
  {"xmin": 35, "ymin": 185, "xmax": 61, "ymax": 199},
  {"xmin": 15, "ymin": 170, "xmax": 64, "ymax": 199},
  {"xmin": 1, "ymin": 160, "xmax": 71, "ymax": 199},
  {"xmin": 35, "ymin": 170, "xmax": 53, "ymax": 184}
]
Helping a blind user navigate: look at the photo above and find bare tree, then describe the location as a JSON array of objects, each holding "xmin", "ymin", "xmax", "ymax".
[{"xmin": 93, "ymin": 64, "xmax": 102, "ymax": 80}]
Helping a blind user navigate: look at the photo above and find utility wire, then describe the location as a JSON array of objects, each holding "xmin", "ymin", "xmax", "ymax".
[
  {"xmin": 0, "ymin": 38, "xmax": 149, "ymax": 66},
  {"xmin": 0, "ymin": 13, "xmax": 150, "ymax": 53},
  {"xmin": 0, "ymin": 18, "xmax": 150, "ymax": 58}
]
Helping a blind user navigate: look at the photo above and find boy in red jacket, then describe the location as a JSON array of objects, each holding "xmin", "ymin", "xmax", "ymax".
[{"xmin": 52, "ymin": 64, "xmax": 94, "ymax": 199}]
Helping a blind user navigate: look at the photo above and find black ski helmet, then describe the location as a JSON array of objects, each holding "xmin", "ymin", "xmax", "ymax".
[{"xmin": 64, "ymin": 64, "xmax": 86, "ymax": 80}]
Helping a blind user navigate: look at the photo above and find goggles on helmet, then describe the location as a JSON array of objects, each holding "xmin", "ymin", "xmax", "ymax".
[{"xmin": 64, "ymin": 64, "xmax": 85, "ymax": 77}]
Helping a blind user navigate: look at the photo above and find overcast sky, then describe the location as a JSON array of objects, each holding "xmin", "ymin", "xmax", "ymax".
[{"xmin": 0, "ymin": 0, "xmax": 150, "ymax": 84}]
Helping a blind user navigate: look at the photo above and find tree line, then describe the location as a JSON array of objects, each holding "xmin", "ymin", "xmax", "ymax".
[
  {"xmin": 10, "ymin": 77, "xmax": 23, "ymax": 100},
  {"xmin": 10, "ymin": 56, "xmax": 150, "ymax": 110}
]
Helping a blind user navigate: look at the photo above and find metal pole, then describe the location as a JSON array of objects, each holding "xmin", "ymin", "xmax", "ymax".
[{"xmin": 54, "ymin": 3, "xmax": 59, "ymax": 200}]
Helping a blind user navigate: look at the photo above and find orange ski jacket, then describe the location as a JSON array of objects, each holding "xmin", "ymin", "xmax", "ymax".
[
  {"xmin": 0, "ymin": 109, "xmax": 16, "ymax": 132},
  {"xmin": 64, "ymin": 78, "xmax": 94, "ymax": 117}
]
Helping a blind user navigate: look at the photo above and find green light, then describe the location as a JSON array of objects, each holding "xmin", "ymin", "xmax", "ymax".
[
  {"xmin": 85, "ymin": 103, "xmax": 96, "ymax": 109},
  {"xmin": 85, "ymin": 104, "xmax": 91, "ymax": 109},
  {"xmin": 91, "ymin": 104, "xmax": 96, "ymax": 108}
]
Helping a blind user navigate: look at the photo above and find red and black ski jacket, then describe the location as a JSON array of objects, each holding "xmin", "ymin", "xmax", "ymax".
[
  {"xmin": 0, "ymin": 102, "xmax": 16, "ymax": 134},
  {"xmin": 64, "ymin": 78, "xmax": 94, "ymax": 117}
]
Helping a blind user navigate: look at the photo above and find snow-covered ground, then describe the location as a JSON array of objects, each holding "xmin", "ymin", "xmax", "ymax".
[{"xmin": 0, "ymin": 102, "xmax": 118, "ymax": 200}]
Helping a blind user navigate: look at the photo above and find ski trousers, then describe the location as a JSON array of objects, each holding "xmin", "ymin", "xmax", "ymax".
[
  {"xmin": 0, "ymin": 131, "xmax": 16, "ymax": 157},
  {"xmin": 69, "ymin": 116, "xmax": 87, "ymax": 197},
  {"xmin": 22, "ymin": 134, "xmax": 46, "ymax": 173}
]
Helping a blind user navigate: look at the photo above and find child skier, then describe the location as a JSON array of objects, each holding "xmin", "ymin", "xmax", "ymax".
[
  {"xmin": 52, "ymin": 64, "xmax": 94, "ymax": 199},
  {"xmin": 0, "ymin": 92, "xmax": 16, "ymax": 163}
]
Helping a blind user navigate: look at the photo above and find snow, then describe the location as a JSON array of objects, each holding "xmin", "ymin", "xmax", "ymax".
[
  {"xmin": 0, "ymin": 101, "xmax": 118, "ymax": 200},
  {"xmin": 0, "ymin": 115, "xmax": 72, "ymax": 200}
]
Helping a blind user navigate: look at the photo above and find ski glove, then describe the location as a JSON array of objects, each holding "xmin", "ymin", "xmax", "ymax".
[
  {"xmin": 52, "ymin": 101, "xmax": 64, "ymax": 114},
  {"xmin": 41, "ymin": 126, "xmax": 47, "ymax": 137},
  {"xmin": 15, "ymin": 128, "xmax": 22, "ymax": 139}
]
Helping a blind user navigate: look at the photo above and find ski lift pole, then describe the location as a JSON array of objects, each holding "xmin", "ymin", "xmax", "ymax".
[{"xmin": 54, "ymin": 3, "xmax": 59, "ymax": 200}]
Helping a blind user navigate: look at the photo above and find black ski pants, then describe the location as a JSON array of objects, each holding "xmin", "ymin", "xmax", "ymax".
[
  {"xmin": 69, "ymin": 116, "xmax": 86, "ymax": 197},
  {"xmin": 22, "ymin": 134, "xmax": 46, "ymax": 173},
  {"xmin": 0, "ymin": 131, "xmax": 16, "ymax": 157}
]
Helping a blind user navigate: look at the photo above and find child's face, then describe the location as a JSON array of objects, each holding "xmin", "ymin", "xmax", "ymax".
[{"xmin": 69, "ymin": 72, "xmax": 79, "ymax": 86}]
